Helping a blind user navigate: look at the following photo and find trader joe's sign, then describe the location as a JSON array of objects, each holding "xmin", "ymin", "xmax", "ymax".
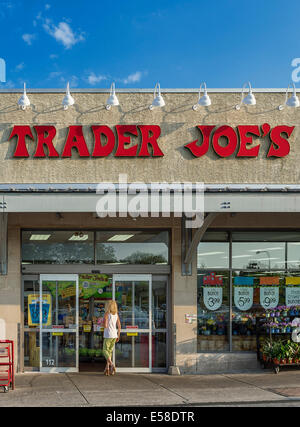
[{"xmin": 9, "ymin": 123, "xmax": 294, "ymax": 158}]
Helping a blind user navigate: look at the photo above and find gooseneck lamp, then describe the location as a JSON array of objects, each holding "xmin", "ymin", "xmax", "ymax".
[
  {"xmin": 106, "ymin": 82, "xmax": 119, "ymax": 110},
  {"xmin": 18, "ymin": 83, "xmax": 30, "ymax": 110},
  {"xmin": 278, "ymin": 83, "xmax": 300, "ymax": 110},
  {"xmin": 62, "ymin": 82, "xmax": 75, "ymax": 110},
  {"xmin": 149, "ymin": 82, "xmax": 165, "ymax": 110},
  {"xmin": 235, "ymin": 82, "xmax": 256, "ymax": 110},
  {"xmin": 193, "ymin": 82, "xmax": 211, "ymax": 111}
]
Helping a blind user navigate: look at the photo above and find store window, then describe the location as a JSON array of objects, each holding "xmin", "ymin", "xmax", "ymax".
[
  {"xmin": 22, "ymin": 229, "xmax": 170, "ymax": 265},
  {"xmin": 232, "ymin": 242, "xmax": 285, "ymax": 270},
  {"xmin": 197, "ymin": 271, "xmax": 230, "ymax": 352},
  {"xmin": 22, "ymin": 230, "xmax": 94, "ymax": 264},
  {"xmin": 197, "ymin": 231, "xmax": 300, "ymax": 353},
  {"xmin": 287, "ymin": 243, "xmax": 300, "ymax": 269},
  {"xmin": 96, "ymin": 230, "xmax": 169, "ymax": 265}
]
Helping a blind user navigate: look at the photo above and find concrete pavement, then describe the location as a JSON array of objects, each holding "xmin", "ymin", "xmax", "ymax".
[{"xmin": 1, "ymin": 369, "xmax": 300, "ymax": 406}]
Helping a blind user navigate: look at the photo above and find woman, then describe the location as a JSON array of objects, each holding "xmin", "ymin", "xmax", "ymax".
[{"xmin": 103, "ymin": 300, "xmax": 121, "ymax": 376}]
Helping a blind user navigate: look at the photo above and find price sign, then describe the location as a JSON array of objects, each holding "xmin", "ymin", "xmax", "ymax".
[
  {"xmin": 286, "ymin": 288, "xmax": 300, "ymax": 307},
  {"xmin": 260, "ymin": 287, "xmax": 279, "ymax": 309},
  {"xmin": 203, "ymin": 287, "xmax": 223, "ymax": 311},
  {"xmin": 234, "ymin": 287, "xmax": 253, "ymax": 311}
]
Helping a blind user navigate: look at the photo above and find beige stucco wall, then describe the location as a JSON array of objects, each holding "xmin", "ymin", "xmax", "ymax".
[{"xmin": 0, "ymin": 91, "xmax": 299, "ymax": 184}]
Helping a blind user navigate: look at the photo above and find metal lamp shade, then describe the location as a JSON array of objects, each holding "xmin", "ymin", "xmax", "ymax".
[{"xmin": 18, "ymin": 83, "xmax": 30, "ymax": 110}]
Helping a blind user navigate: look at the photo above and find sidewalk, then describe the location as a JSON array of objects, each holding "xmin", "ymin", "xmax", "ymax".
[{"xmin": 1, "ymin": 369, "xmax": 300, "ymax": 406}]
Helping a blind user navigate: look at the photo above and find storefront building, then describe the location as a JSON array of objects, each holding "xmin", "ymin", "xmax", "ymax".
[{"xmin": 1, "ymin": 87, "xmax": 300, "ymax": 374}]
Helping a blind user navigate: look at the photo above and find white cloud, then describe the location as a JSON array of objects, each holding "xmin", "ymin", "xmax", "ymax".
[
  {"xmin": 45, "ymin": 4, "xmax": 51, "ymax": 10},
  {"xmin": 123, "ymin": 71, "xmax": 142, "ymax": 84},
  {"xmin": 87, "ymin": 72, "xmax": 107, "ymax": 85},
  {"xmin": 49, "ymin": 54, "xmax": 58, "ymax": 59},
  {"xmin": 22, "ymin": 33, "xmax": 36, "ymax": 45},
  {"xmin": 43, "ymin": 20, "xmax": 85, "ymax": 49},
  {"xmin": 48, "ymin": 71, "xmax": 63, "ymax": 79},
  {"xmin": 15, "ymin": 62, "xmax": 25, "ymax": 71}
]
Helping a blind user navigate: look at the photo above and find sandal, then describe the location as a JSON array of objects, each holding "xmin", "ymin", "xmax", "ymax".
[
  {"xmin": 104, "ymin": 366, "xmax": 110, "ymax": 376},
  {"xmin": 110, "ymin": 364, "xmax": 116, "ymax": 375}
]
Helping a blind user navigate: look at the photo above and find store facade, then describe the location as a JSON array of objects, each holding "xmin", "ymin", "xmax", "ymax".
[{"xmin": 1, "ymin": 88, "xmax": 300, "ymax": 374}]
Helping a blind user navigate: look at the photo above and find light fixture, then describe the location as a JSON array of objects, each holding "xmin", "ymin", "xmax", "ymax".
[
  {"xmin": 62, "ymin": 82, "xmax": 75, "ymax": 110},
  {"xmin": 106, "ymin": 82, "xmax": 119, "ymax": 110},
  {"xmin": 278, "ymin": 83, "xmax": 300, "ymax": 110},
  {"xmin": 235, "ymin": 81, "xmax": 256, "ymax": 110},
  {"xmin": 108, "ymin": 234, "xmax": 134, "ymax": 242},
  {"xmin": 69, "ymin": 233, "xmax": 89, "ymax": 241},
  {"xmin": 149, "ymin": 82, "xmax": 165, "ymax": 110},
  {"xmin": 18, "ymin": 83, "xmax": 30, "ymax": 110},
  {"xmin": 192, "ymin": 82, "xmax": 211, "ymax": 110},
  {"xmin": 29, "ymin": 234, "xmax": 51, "ymax": 241}
]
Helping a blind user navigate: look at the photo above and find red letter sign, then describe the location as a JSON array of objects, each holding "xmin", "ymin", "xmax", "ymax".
[
  {"xmin": 237, "ymin": 125, "xmax": 261, "ymax": 157},
  {"xmin": 33, "ymin": 126, "xmax": 59, "ymax": 157},
  {"xmin": 184, "ymin": 126, "xmax": 215, "ymax": 157},
  {"xmin": 9, "ymin": 125, "xmax": 34, "ymax": 157},
  {"xmin": 212, "ymin": 126, "xmax": 238, "ymax": 157},
  {"xmin": 62, "ymin": 126, "xmax": 90, "ymax": 157},
  {"xmin": 92, "ymin": 126, "xmax": 115, "ymax": 157},
  {"xmin": 267, "ymin": 125, "xmax": 294, "ymax": 157},
  {"xmin": 115, "ymin": 125, "xmax": 138, "ymax": 157},
  {"xmin": 138, "ymin": 125, "xmax": 164, "ymax": 157}
]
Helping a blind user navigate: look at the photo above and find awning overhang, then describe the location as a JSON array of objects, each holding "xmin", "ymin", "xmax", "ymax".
[{"xmin": 0, "ymin": 184, "xmax": 300, "ymax": 213}]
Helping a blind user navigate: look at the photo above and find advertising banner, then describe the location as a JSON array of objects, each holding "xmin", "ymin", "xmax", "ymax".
[
  {"xmin": 79, "ymin": 274, "xmax": 113, "ymax": 299},
  {"xmin": 28, "ymin": 294, "xmax": 52, "ymax": 326},
  {"xmin": 234, "ymin": 277, "xmax": 254, "ymax": 311},
  {"xmin": 285, "ymin": 277, "xmax": 300, "ymax": 307},
  {"xmin": 202, "ymin": 273, "xmax": 223, "ymax": 311},
  {"xmin": 259, "ymin": 277, "xmax": 280, "ymax": 309}
]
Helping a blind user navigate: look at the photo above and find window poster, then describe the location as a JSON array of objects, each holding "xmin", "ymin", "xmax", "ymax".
[
  {"xmin": 285, "ymin": 277, "xmax": 300, "ymax": 307},
  {"xmin": 79, "ymin": 274, "xmax": 113, "ymax": 299},
  {"xmin": 234, "ymin": 277, "xmax": 254, "ymax": 311},
  {"xmin": 259, "ymin": 276, "xmax": 280, "ymax": 309},
  {"xmin": 202, "ymin": 272, "xmax": 223, "ymax": 311},
  {"xmin": 28, "ymin": 293, "xmax": 52, "ymax": 326}
]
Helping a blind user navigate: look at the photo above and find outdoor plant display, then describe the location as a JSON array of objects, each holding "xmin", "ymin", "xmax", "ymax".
[{"xmin": 261, "ymin": 338, "xmax": 300, "ymax": 370}]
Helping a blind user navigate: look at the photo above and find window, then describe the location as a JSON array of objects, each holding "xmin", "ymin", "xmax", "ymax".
[
  {"xmin": 22, "ymin": 229, "xmax": 170, "ymax": 265},
  {"xmin": 96, "ymin": 230, "xmax": 169, "ymax": 265},
  {"xmin": 197, "ymin": 243, "xmax": 229, "ymax": 269},
  {"xmin": 232, "ymin": 242, "xmax": 285, "ymax": 270},
  {"xmin": 197, "ymin": 271, "xmax": 229, "ymax": 352},
  {"xmin": 197, "ymin": 230, "xmax": 300, "ymax": 353},
  {"xmin": 22, "ymin": 231, "xmax": 94, "ymax": 264}
]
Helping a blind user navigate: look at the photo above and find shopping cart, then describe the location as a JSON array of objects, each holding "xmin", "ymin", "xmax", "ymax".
[{"xmin": 0, "ymin": 340, "xmax": 14, "ymax": 393}]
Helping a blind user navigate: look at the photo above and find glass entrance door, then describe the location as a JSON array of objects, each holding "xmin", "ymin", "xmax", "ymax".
[
  {"xmin": 39, "ymin": 274, "xmax": 79, "ymax": 372},
  {"xmin": 113, "ymin": 274, "xmax": 152, "ymax": 372}
]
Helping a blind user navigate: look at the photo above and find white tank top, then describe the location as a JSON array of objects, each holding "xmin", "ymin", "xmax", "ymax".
[{"xmin": 104, "ymin": 313, "xmax": 118, "ymax": 339}]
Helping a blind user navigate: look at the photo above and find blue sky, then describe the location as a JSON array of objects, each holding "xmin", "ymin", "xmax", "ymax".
[{"xmin": 0, "ymin": 0, "xmax": 300, "ymax": 89}]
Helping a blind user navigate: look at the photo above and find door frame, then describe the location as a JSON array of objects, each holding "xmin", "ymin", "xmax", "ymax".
[
  {"xmin": 39, "ymin": 274, "xmax": 79, "ymax": 373},
  {"xmin": 113, "ymin": 274, "xmax": 153, "ymax": 373}
]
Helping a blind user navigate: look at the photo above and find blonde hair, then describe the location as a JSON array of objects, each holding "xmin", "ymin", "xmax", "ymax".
[{"xmin": 106, "ymin": 300, "xmax": 118, "ymax": 315}]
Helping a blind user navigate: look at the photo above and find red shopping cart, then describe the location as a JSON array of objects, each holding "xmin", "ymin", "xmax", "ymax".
[{"xmin": 0, "ymin": 340, "xmax": 14, "ymax": 393}]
